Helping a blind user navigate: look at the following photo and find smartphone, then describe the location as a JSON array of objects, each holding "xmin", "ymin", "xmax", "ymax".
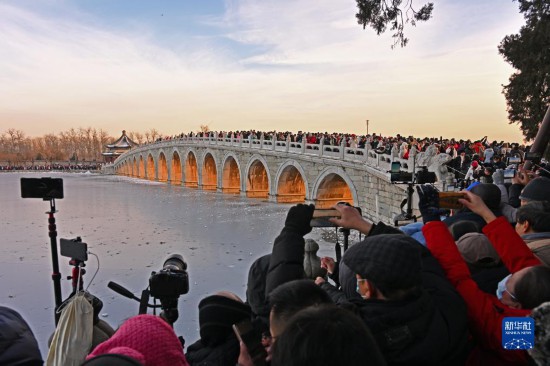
[
  {"xmin": 60, "ymin": 238, "xmax": 88, "ymax": 262},
  {"xmin": 232, "ymin": 321, "xmax": 267, "ymax": 366},
  {"xmin": 310, "ymin": 209, "xmax": 340, "ymax": 227},
  {"xmin": 21, "ymin": 177, "xmax": 64, "ymax": 199},
  {"xmin": 390, "ymin": 161, "xmax": 401, "ymax": 173},
  {"xmin": 438, "ymin": 192, "xmax": 464, "ymax": 209},
  {"xmin": 503, "ymin": 168, "xmax": 516, "ymax": 179}
]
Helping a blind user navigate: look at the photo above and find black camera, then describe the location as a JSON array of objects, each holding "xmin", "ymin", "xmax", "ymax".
[
  {"xmin": 390, "ymin": 162, "xmax": 413, "ymax": 183},
  {"xmin": 21, "ymin": 177, "xmax": 64, "ymax": 200},
  {"xmin": 149, "ymin": 254, "xmax": 189, "ymax": 299}
]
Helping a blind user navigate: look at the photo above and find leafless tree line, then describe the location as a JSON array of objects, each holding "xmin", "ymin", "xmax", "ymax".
[{"xmin": 0, "ymin": 127, "xmax": 163, "ymax": 163}]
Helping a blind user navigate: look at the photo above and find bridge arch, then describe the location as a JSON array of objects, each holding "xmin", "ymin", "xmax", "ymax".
[
  {"xmin": 171, "ymin": 150, "xmax": 182, "ymax": 185},
  {"xmin": 221, "ymin": 153, "xmax": 241, "ymax": 194},
  {"xmin": 184, "ymin": 150, "xmax": 199, "ymax": 188},
  {"xmin": 202, "ymin": 152, "xmax": 218, "ymax": 191},
  {"xmin": 311, "ymin": 167, "xmax": 358, "ymax": 208},
  {"xmin": 158, "ymin": 151, "xmax": 168, "ymax": 182},
  {"xmin": 146, "ymin": 153, "xmax": 156, "ymax": 181},
  {"xmin": 139, "ymin": 156, "xmax": 145, "ymax": 178},
  {"xmin": 245, "ymin": 155, "xmax": 271, "ymax": 199},
  {"xmin": 274, "ymin": 160, "xmax": 308, "ymax": 203}
]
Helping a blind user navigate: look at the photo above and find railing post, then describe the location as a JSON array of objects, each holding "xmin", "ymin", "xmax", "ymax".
[
  {"xmin": 272, "ymin": 131, "xmax": 276, "ymax": 151},
  {"xmin": 340, "ymin": 139, "xmax": 345, "ymax": 159},
  {"xmin": 260, "ymin": 133, "xmax": 264, "ymax": 149},
  {"xmin": 301, "ymin": 140, "xmax": 306, "ymax": 154},
  {"xmin": 320, "ymin": 138, "xmax": 324, "ymax": 157}
]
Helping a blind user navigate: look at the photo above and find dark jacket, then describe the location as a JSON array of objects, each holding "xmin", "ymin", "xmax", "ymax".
[
  {"xmin": 0, "ymin": 306, "xmax": 43, "ymax": 366},
  {"xmin": 246, "ymin": 254, "xmax": 271, "ymax": 325},
  {"xmin": 321, "ymin": 222, "xmax": 469, "ymax": 365},
  {"xmin": 265, "ymin": 228, "xmax": 305, "ymax": 298},
  {"xmin": 186, "ymin": 335, "xmax": 239, "ymax": 366}
]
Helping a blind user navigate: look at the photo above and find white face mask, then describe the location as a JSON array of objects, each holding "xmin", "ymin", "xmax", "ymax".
[{"xmin": 496, "ymin": 274, "xmax": 512, "ymax": 300}]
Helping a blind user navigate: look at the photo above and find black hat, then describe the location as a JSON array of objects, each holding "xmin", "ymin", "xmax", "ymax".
[
  {"xmin": 343, "ymin": 234, "xmax": 422, "ymax": 290},
  {"xmin": 470, "ymin": 183, "xmax": 501, "ymax": 209},
  {"xmin": 198, "ymin": 295, "xmax": 251, "ymax": 346},
  {"xmin": 519, "ymin": 177, "xmax": 550, "ymax": 203}
]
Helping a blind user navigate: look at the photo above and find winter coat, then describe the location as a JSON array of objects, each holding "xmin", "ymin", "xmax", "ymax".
[
  {"xmin": 0, "ymin": 307, "xmax": 43, "ymax": 366},
  {"xmin": 185, "ymin": 335, "xmax": 239, "ymax": 366},
  {"xmin": 246, "ymin": 254, "xmax": 271, "ymax": 325},
  {"xmin": 265, "ymin": 228, "xmax": 305, "ymax": 298},
  {"xmin": 424, "ymin": 216, "xmax": 541, "ymax": 365}
]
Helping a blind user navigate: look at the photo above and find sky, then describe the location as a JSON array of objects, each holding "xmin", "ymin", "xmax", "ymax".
[{"xmin": 0, "ymin": 0, "xmax": 528, "ymax": 142}]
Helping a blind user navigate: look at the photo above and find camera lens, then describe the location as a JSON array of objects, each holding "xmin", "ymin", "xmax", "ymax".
[{"xmin": 163, "ymin": 254, "xmax": 187, "ymax": 272}]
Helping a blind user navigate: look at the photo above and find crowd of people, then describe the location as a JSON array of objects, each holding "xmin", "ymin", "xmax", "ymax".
[
  {"xmin": 155, "ymin": 129, "xmax": 550, "ymax": 183},
  {"xmin": 2, "ymin": 130, "xmax": 550, "ymax": 365}
]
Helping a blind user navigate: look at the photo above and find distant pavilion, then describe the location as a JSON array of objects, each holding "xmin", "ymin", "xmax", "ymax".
[{"xmin": 102, "ymin": 130, "xmax": 139, "ymax": 163}]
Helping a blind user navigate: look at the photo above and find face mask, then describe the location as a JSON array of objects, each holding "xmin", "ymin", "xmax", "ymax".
[{"xmin": 496, "ymin": 274, "xmax": 512, "ymax": 300}]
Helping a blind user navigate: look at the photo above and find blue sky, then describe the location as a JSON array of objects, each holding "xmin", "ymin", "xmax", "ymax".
[{"xmin": 0, "ymin": 0, "xmax": 528, "ymax": 141}]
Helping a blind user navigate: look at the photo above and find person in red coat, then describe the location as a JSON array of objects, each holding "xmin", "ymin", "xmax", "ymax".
[{"xmin": 419, "ymin": 186, "xmax": 550, "ymax": 365}]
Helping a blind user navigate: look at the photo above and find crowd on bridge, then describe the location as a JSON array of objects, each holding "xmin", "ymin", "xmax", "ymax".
[
  {"xmin": 151, "ymin": 129, "xmax": 549, "ymax": 184},
  {"xmin": 3, "ymin": 156, "xmax": 550, "ymax": 365}
]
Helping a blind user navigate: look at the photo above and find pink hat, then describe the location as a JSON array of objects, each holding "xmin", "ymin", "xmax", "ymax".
[{"xmin": 87, "ymin": 315, "xmax": 189, "ymax": 366}]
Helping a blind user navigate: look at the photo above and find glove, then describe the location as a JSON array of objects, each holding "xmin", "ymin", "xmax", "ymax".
[
  {"xmin": 416, "ymin": 184, "xmax": 442, "ymax": 223},
  {"xmin": 492, "ymin": 169, "xmax": 504, "ymax": 185},
  {"xmin": 284, "ymin": 204, "xmax": 315, "ymax": 236}
]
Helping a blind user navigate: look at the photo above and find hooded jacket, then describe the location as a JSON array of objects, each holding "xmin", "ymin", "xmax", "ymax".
[{"xmin": 0, "ymin": 306, "xmax": 43, "ymax": 366}]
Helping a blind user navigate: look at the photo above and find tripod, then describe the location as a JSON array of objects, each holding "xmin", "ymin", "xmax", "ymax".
[
  {"xmin": 47, "ymin": 198, "xmax": 63, "ymax": 325},
  {"xmin": 393, "ymin": 183, "xmax": 417, "ymax": 226}
]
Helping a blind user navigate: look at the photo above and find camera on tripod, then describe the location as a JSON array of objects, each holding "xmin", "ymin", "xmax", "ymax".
[
  {"xmin": 109, "ymin": 254, "xmax": 190, "ymax": 326},
  {"xmin": 389, "ymin": 162, "xmax": 436, "ymax": 184},
  {"xmin": 149, "ymin": 254, "xmax": 189, "ymax": 299}
]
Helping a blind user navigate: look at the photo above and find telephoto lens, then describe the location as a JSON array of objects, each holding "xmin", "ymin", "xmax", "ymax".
[{"xmin": 163, "ymin": 254, "xmax": 187, "ymax": 272}]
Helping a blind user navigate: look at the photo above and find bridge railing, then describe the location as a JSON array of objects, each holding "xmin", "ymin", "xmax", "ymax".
[{"xmin": 122, "ymin": 136, "xmax": 395, "ymax": 173}]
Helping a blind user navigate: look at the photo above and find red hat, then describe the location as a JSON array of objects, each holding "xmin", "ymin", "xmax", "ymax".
[
  {"xmin": 471, "ymin": 161, "xmax": 479, "ymax": 168},
  {"xmin": 87, "ymin": 315, "xmax": 189, "ymax": 366}
]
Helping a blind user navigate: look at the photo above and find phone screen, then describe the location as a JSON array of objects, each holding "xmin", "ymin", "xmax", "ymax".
[
  {"xmin": 503, "ymin": 168, "xmax": 516, "ymax": 179},
  {"xmin": 391, "ymin": 162, "xmax": 401, "ymax": 173}
]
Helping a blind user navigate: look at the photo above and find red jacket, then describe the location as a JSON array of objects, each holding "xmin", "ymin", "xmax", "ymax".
[{"xmin": 423, "ymin": 217, "xmax": 541, "ymax": 366}]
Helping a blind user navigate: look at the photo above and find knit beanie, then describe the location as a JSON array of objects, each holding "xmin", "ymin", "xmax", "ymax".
[
  {"xmin": 343, "ymin": 234, "xmax": 422, "ymax": 290},
  {"xmin": 519, "ymin": 177, "xmax": 550, "ymax": 203},
  {"xmin": 198, "ymin": 295, "xmax": 252, "ymax": 347},
  {"xmin": 86, "ymin": 314, "xmax": 189, "ymax": 366},
  {"xmin": 456, "ymin": 232, "xmax": 500, "ymax": 267}
]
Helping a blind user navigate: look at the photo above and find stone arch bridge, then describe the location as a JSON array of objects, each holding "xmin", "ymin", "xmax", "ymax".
[{"xmin": 106, "ymin": 137, "xmax": 420, "ymax": 223}]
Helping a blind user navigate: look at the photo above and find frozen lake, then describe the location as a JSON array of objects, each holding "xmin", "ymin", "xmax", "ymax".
[{"xmin": 0, "ymin": 172, "xmax": 341, "ymax": 356}]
